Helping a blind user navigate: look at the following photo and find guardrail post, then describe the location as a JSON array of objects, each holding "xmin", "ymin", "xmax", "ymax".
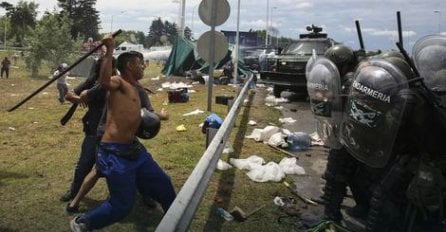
[
  {"xmin": 227, "ymin": 99, "xmax": 234, "ymax": 113},
  {"xmin": 205, "ymin": 128, "xmax": 219, "ymax": 148}
]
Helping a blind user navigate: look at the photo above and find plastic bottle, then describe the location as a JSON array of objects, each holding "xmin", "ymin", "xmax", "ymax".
[
  {"xmin": 215, "ymin": 207, "xmax": 234, "ymax": 221},
  {"xmin": 287, "ymin": 132, "xmax": 311, "ymax": 151}
]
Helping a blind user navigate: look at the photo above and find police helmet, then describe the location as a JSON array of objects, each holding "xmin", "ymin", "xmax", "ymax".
[
  {"xmin": 380, "ymin": 51, "xmax": 405, "ymax": 60},
  {"xmin": 382, "ymin": 56, "xmax": 415, "ymax": 80},
  {"xmin": 136, "ymin": 108, "xmax": 161, "ymax": 139},
  {"xmin": 324, "ymin": 45, "xmax": 355, "ymax": 67}
]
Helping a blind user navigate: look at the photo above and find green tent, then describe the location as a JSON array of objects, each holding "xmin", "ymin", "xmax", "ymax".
[
  {"xmin": 162, "ymin": 36, "xmax": 251, "ymax": 77},
  {"xmin": 162, "ymin": 36, "xmax": 202, "ymax": 76}
]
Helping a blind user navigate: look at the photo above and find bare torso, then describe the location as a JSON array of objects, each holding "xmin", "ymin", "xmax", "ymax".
[{"xmin": 101, "ymin": 75, "xmax": 142, "ymax": 143}]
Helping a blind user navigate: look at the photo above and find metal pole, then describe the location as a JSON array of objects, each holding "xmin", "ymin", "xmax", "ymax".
[
  {"xmin": 265, "ymin": 0, "xmax": 269, "ymax": 46},
  {"xmin": 270, "ymin": 6, "xmax": 277, "ymax": 47},
  {"xmin": 180, "ymin": 0, "xmax": 186, "ymax": 37},
  {"xmin": 397, "ymin": 11, "xmax": 403, "ymax": 49},
  {"xmin": 355, "ymin": 20, "xmax": 365, "ymax": 50},
  {"xmin": 233, "ymin": 0, "xmax": 241, "ymax": 84},
  {"xmin": 110, "ymin": 15, "xmax": 113, "ymax": 33},
  {"xmin": 3, "ymin": 18, "xmax": 6, "ymax": 50},
  {"xmin": 434, "ymin": 10, "xmax": 442, "ymax": 33},
  {"xmin": 207, "ymin": 0, "xmax": 218, "ymax": 112}
]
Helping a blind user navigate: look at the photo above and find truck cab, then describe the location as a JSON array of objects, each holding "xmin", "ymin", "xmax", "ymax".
[{"xmin": 260, "ymin": 25, "xmax": 336, "ymax": 97}]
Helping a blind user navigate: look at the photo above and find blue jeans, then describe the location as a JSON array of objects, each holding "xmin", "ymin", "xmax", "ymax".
[
  {"xmin": 69, "ymin": 135, "xmax": 99, "ymax": 198},
  {"xmin": 80, "ymin": 141, "xmax": 176, "ymax": 230}
]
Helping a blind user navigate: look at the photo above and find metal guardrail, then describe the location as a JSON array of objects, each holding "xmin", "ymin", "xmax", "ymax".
[{"xmin": 156, "ymin": 75, "xmax": 253, "ymax": 232}]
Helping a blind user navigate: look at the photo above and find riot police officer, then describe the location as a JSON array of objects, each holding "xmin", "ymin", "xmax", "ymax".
[
  {"xmin": 306, "ymin": 44, "xmax": 369, "ymax": 222},
  {"xmin": 339, "ymin": 41, "xmax": 446, "ymax": 231}
]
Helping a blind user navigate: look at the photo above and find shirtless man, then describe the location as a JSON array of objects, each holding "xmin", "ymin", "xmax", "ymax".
[{"xmin": 70, "ymin": 35, "xmax": 176, "ymax": 232}]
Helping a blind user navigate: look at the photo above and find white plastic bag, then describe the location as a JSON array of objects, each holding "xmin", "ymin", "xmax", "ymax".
[
  {"xmin": 246, "ymin": 162, "xmax": 285, "ymax": 182},
  {"xmin": 229, "ymin": 155, "xmax": 265, "ymax": 171},
  {"xmin": 267, "ymin": 132, "xmax": 286, "ymax": 147},
  {"xmin": 259, "ymin": 126, "xmax": 280, "ymax": 142},
  {"xmin": 217, "ymin": 159, "xmax": 233, "ymax": 171},
  {"xmin": 279, "ymin": 157, "xmax": 306, "ymax": 175}
]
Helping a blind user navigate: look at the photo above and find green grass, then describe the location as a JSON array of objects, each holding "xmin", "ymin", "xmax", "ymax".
[{"xmin": 0, "ymin": 54, "xmax": 300, "ymax": 232}]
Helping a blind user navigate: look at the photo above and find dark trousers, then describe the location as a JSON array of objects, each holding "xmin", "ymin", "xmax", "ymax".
[
  {"xmin": 80, "ymin": 141, "xmax": 176, "ymax": 230},
  {"xmin": 57, "ymin": 83, "xmax": 68, "ymax": 104},
  {"xmin": 1, "ymin": 67, "xmax": 9, "ymax": 78},
  {"xmin": 69, "ymin": 135, "xmax": 99, "ymax": 198}
]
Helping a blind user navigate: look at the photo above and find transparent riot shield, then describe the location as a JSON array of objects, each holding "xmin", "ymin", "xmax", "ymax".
[
  {"xmin": 413, "ymin": 35, "xmax": 446, "ymax": 128},
  {"xmin": 306, "ymin": 57, "xmax": 343, "ymax": 149},
  {"xmin": 340, "ymin": 59, "xmax": 409, "ymax": 168}
]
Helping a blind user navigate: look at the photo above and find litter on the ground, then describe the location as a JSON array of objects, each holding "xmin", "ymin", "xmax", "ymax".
[
  {"xmin": 264, "ymin": 95, "xmax": 289, "ymax": 107},
  {"xmin": 267, "ymin": 132, "xmax": 286, "ymax": 147},
  {"xmin": 279, "ymin": 157, "xmax": 306, "ymax": 175},
  {"xmin": 245, "ymin": 125, "xmax": 280, "ymax": 142},
  {"xmin": 287, "ymin": 132, "xmax": 311, "ymax": 151},
  {"xmin": 222, "ymin": 144, "xmax": 234, "ymax": 154},
  {"xmin": 176, "ymin": 124, "xmax": 187, "ymax": 132},
  {"xmin": 309, "ymin": 132, "xmax": 324, "ymax": 146},
  {"xmin": 217, "ymin": 159, "xmax": 232, "ymax": 170},
  {"xmin": 229, "ymin": 155, "xmax": 265, "ymax": 171},
  {"xmin": 183, "ymin": 109, "xmax": 204, "ymax": 116},
  {"xmin": 273, "ymin": 196, "xmax": 286, "ymax": 206},
  {"xmin": 246, "ymin": 161, "xmax": 285, "ymax": 182},
  {"xmin": 248, "ymin": 120, "xmax": 257, "ymax": 126},
  {"xmin": 279, "ymin": 117, "xmax": 297, "ymax": 124},
  {"xmin": 161, "ymin": 81, "xmax": 193, "ymax": 89}
]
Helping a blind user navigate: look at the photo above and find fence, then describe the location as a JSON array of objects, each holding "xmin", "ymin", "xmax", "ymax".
[{"xmin": 155, "ymin": 75, "xmax": 253, "ymax": 232}]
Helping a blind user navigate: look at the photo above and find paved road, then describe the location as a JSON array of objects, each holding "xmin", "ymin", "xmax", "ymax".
[{"xmin": 268, "ymin": 90, "xmax": 365, "ymax": 231}]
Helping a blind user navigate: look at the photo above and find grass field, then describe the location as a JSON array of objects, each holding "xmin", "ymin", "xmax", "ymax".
[{"xmin": 0, "ymin": 54, "xmax": 302, "ymax": 232}]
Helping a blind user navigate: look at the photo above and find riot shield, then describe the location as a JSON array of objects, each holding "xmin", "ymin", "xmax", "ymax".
[
  {"xmin": 340, "ymin": 59, "xmax": 409, "ymax": 168},
  {"xmin": 413, "ymin": 35, "xmax": 446, "ymax": 127},
  {"xmin": 305, "ymin": 49, "xmax": 318, "ymax": 78},
  {"xmin": 306, "ymin": 57, "xmax": 343, "ymax": 148},
  {"xmin": 413, "ymin": 35, "xmax": 446, "ymax": 94}
]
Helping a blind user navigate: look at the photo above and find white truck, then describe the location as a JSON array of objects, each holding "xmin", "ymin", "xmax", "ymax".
[{"xmin": 114, "ymin": 41, "xmax": 171, "ymax": 62}]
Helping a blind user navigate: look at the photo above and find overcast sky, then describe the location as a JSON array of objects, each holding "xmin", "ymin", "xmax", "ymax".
[{"xmin": 3, "ymin": 0, "xmax": 446, "ymax": 53}]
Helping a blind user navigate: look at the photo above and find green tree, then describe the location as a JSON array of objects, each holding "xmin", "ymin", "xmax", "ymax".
[
  {"xmin": 147, "ymin": 18, "xmax": 178, "ymax": 47},
  {"xmin": 25, "ymin": 12, "xmax": 80, "ymax": 78},
  {"xmin": 57, "ymin": 0, "xmax": 100, "ymax": 40},
  {"xmin": 1, "ymin": 0, "xmax": 38, "ymax": 47},
  {"xmin": 0, "ymin": 16, "xmax": 11, "ymax": 47},
  {"xmin": 134, "ymin": 31, "xmax": 147, "ymax": 46}
]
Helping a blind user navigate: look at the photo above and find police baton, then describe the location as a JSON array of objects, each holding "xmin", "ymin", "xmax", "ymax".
[
  {"xmin": 7, "ymin": 29, "xmax": 122, "ymax": 112},
  {"xmin": 396, "ymin": 42, "xmax": 420, "ymax": 77}
]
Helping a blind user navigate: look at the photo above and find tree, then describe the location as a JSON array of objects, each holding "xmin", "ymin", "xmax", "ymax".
[
  {"xmin": 25, "ymin": 12, "xmax": 80, "ymax": 78},
  {"xmin": 57, "ymin": 0, "xmax": 100, "ymax": 40},
  {"xmin": 147, "ymin": 18, "xmax": 178, "ymax": 47},
  {"xmin": 1, "ymin": 0, "xmax": 38, "ymax": 47}
]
